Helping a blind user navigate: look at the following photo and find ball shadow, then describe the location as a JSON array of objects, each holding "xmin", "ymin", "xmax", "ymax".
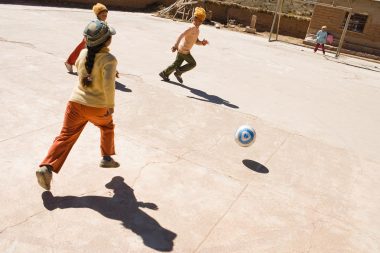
[{"xmin": 242, "ymin": 159, "xmax": 269, "ymax": 174}]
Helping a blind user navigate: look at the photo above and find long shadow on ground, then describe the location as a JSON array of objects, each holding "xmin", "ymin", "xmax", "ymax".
[
  {"xmin": 164, "ymin": 80, "xmax": 239, "ymax": 109},
  {"xmin": 42, "ymin": 176, "xmax": 176, "ymax": 252}
]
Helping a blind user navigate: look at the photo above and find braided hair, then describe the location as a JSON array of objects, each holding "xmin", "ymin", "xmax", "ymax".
[{"xmin": 82, "ymin": 36, "xmax": 111, "ymax": 87}]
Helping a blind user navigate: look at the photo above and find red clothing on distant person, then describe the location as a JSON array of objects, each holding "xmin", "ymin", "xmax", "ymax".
[
  {"xmin": 66, "ymin": 38, "xmax": 86, "ymax": 65},
  {"xmin": 314, "ymin": 43, "xmax": 325, "ymax": 54}
]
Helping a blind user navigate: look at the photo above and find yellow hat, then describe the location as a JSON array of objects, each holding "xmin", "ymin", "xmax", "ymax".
[
  {"xmin": 92, "ymin": 3, "xmax": 108, "ymax": 16},
  {"xmin": 194, "ymin": 7, "xmax": 206, "ymax": 22},
  {"xmin": 322, "ymin": 25, "xmax": 327, "ymax": 29}
]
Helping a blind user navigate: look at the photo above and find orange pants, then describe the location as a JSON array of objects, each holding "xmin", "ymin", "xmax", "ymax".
[
  {"xmin": 40, "ymin": 102, "xmax": 115, "ymax": 173},
  {"xmin": 66, "ymin": 38, "xmax": 86, "ymax": 65}
]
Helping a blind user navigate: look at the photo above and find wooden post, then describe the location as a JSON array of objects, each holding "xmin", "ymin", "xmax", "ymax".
[
  {"xmin": 276, "ymin": 0, "xmax": 285, "ymax": 40},
  {"xmin": 250, "ymin": 15, "xmax": 257, "ymax": 28},
  {"xmin": 336, "ymin": 10, "xmax": 352, "ymax": 58},
  {"xmin": 269, "ymin": 0, "xmax": 282, "ymax": 41}
]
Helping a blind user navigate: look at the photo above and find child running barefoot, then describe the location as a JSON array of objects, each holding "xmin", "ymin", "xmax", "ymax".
[
  {"xmin": 64, "ymin": 3, "xmax": 109, "ymax": 73},
  {"xmin": 159, "ymin": 7, "xmax": 209, "ymax": 84},
  {"xmin": 36, "ymin": 20, "xmax": 119, "ymax": 191}
]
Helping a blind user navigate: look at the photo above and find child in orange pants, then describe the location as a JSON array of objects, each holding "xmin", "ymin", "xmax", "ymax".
[
  {"xmin": 40, "ymin": 102, "xmax": 115, "ymax": 174},
  {"xmin": 37, "ymin": 20, "xmax": 119, "ymax": 191}
]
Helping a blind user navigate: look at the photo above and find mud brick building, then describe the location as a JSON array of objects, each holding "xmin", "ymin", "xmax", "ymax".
[{"xmin": 306, "ymin": 0, "xmax": 380, "ymax": 56}]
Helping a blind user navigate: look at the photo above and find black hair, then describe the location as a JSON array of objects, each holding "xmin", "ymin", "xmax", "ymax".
[{"xmin": 82, "ymin": 36, "xmax": 111, "ymax": 87}]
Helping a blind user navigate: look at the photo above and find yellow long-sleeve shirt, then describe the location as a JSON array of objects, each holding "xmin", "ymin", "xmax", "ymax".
[{"xmin": 70, "ymin": 47, "xmax": 117, "ymax": 108}]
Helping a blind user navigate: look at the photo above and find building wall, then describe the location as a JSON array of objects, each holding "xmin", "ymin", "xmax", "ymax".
[
  {"xmin": 204, "ymin": 2, "xmax": 310, "ymax": 38},
  {"xmin": 307, "ymin": 0, "xmax": 380, "ymax": 55}
]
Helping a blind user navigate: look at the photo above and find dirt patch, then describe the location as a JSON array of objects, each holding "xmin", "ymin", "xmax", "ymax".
[
  {"xmin": 159, "ymin": 1, "xmax": 311, "ymax": 39},
  {"xmin": 213, "ymin": 0, "xmax": 314, "ymax": 16}
]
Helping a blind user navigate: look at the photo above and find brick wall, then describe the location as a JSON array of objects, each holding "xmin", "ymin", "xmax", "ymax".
[
  {"xmin": 308, "ymin": 6, "xmax": 346, "ymax": 35},
  {"xmin": 204, "ymin": 2, "xmax": 310, "ymax": 38},
  {"xmin": 307, "ymin": 3, "xmax": 380, "ymax": 56}
]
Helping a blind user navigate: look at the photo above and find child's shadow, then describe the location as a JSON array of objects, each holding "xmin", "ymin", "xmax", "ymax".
[
  {"xmin": 42, "ymin": 176, "xmax": 176, "ymax": 252},
  {"xmin": 166, "ymin": 80, "xmax": 239, "ymax": 109},
  {"xmin": 116, "ymin": 81, "xmax": 132, "ymax": 92}
]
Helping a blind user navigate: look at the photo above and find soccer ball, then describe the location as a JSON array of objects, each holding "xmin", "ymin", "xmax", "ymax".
[{"xmin": 235, "ymin": 125, "xmax": 256, "ymax": 147}]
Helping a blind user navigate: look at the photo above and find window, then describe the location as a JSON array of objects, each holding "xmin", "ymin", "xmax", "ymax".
[{"xmin": 341, "ymin": 13, "xmax": 368, "ymax": 33}]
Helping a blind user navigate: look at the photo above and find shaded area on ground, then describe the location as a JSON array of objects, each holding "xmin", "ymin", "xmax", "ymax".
[
  {"xmin": 163, "ymin": 80, "xmax": 239, "ymax": 109},
  {"xmin": 116, "ymin": 81, "xmax": 132, "ymax": 92},
  {"xmin": 42, "ymin": 176, "xmax": 177, "ymax": 252}
]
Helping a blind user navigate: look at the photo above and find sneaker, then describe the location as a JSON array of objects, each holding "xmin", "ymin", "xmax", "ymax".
[
  {"xmin": 36, "ymin": 166, "xmax": 53, "ymax": 190},
  {"xmin": 174, "ymin": 71, "xmax": 183, "ymax": 83},
  {"xmin": 159, "ymin": 71, "xmax": 170, "ymax": 81},
  {"xmin": 64, "ymin": 62, "xmax": 73, "ymax": 73},
  {"xmin": 100, "ymin": 158, "xmax": 120, "ymax": 168}
]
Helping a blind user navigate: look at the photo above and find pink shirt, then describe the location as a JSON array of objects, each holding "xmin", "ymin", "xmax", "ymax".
[{"xmin": 177, "ymin": 24, "xmax": 200, "ymax": 54}]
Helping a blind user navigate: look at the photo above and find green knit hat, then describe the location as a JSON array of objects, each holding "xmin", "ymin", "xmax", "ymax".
[{"xmin": 83, "ymin": 20, "xmax": 116, "ymax": 47}]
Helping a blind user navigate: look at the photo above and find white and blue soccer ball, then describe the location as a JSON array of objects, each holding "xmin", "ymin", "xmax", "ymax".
[{"xmin": 235, "ymin": 125, "xmax": 256, "ymax": 147}]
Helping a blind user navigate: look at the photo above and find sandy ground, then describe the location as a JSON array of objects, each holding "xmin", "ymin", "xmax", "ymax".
[{"xmin": 0, "ymin": 4, "xmax": 380, "ymax": 253}]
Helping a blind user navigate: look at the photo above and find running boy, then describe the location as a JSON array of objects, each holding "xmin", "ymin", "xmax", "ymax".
[{"xmin": 159, "ymin": 7, "xmax": 208, "ymax": 84}]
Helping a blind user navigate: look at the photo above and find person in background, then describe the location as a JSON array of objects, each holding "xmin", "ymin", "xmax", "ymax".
[
  {"xmin": 159, "ymin": 7, "xmax": 209, "ymax": 84},
  {"xmin": 36, "ymin": 20, "xmax": 119, "ymax": 191},
  {"xmin": 64, "ymin": 3, "xmax": 109, "ymax": 73},
  {"xmin": 314, "ymin": 25, "xmax": 328, "ymax": 55}
]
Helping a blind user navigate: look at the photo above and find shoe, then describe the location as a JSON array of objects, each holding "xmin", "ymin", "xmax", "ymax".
[
  {"xmin": 159, "ymin": 71, "xmax": 170, "ymax": 81},
  {"xmin": 174, "ymin": 71, "xmax": 183, "ymax": 83},
  {"xmin": 100, "ymin": 158, "xmax": 120, "ymax": 168},
  {"xmin": 36, "ymin": 166, "xmax": 53, "ymax": 190},
  {"xmin": 64, "ymin": 62, "xmax": 73, "ymax": 73}
]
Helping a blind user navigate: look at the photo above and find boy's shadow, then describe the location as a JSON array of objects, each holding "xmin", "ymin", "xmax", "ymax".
[
  {"xmin": 42, "ymin": 176, "xmax": 176, "ymax": 252},
  {"xmin": 165, "ymin": 80, "xmax": 239, "ymax": 109}
]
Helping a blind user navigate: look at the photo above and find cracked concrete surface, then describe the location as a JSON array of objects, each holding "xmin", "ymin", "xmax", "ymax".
[{"xmin": 0, "ymin": 3, "xmax": 380, "ymax": 253}]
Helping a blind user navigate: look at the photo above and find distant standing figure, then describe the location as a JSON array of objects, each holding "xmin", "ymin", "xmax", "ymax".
[
  {"xmin": 314, "ymin": 25, "xmax": 328, "ymax": 55},
  {"xmin": 64, "ymin": 3, "xmax": 109, "ymax": 73},
  {"xmin": 159, "ymin": 7, "xmax": 209, "ymax": 84},
  {"xmin": 36, "ymin": 20, "xmax": 119, "ymax": 191}
]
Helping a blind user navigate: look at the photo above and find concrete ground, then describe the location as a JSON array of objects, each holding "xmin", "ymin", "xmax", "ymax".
[{"xmin": 1, "ymin": 4, "xmax": 380, "ymax": 253}]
